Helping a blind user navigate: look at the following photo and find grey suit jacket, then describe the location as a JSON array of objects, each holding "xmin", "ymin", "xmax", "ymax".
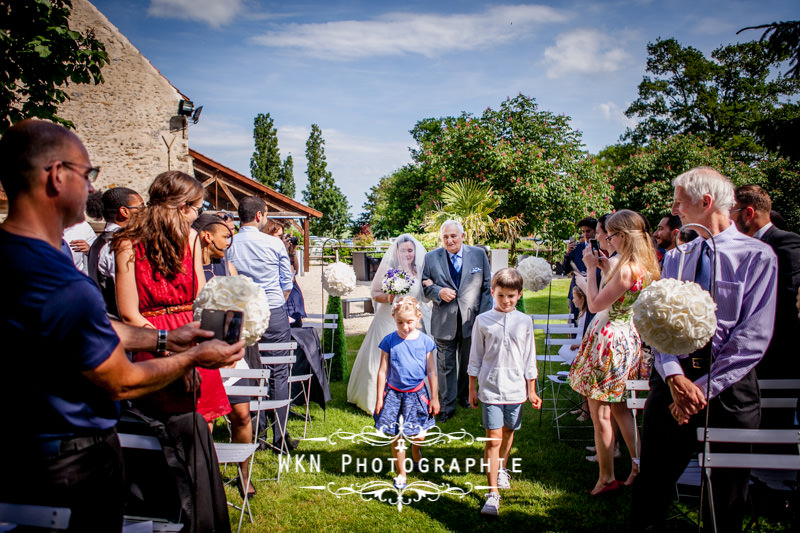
[{"xmin": 422, "ymin": 245, "xmax": 493, "ymax": 340}]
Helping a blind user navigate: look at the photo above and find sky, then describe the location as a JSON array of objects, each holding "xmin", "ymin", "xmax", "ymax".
[{"xmin": 90, "ymin": 0, "xmax": 798, "ymax": 216}]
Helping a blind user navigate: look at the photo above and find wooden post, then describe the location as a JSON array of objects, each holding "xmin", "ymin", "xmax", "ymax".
[{"xmin": 303, "ymin": 217, "xmax": 310, "ymax": 272}]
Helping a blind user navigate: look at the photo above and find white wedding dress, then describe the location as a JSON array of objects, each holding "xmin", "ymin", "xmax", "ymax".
[{"xmin": 346, "ymin": 235, "xmax": 432, "ymax": 414}]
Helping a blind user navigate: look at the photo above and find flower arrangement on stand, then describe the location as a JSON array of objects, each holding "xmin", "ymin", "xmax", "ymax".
[
  {"xmin": 632, "ymin": 278, "xmax": 717, "ymax": 355},
  {"xmin": 193, "ymin": 275, "xmax": 270, "ymax": 345},
  {"xmin": 517, "ymin": 256, "xmax": 553, "ymax": 294},
  {"xmin": 322, "ymin": 262, "xmax": 357, "ymax": 381}
]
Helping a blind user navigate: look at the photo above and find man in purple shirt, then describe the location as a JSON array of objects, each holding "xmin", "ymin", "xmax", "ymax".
[{"xmin": 631, "ymin": 167, "xmax": 777, "ymax": 532}]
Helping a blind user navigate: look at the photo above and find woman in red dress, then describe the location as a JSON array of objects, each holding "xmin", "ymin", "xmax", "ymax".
[{"xmin": 113, "ymin": 171, "xmax": 230, "ymax": 425}]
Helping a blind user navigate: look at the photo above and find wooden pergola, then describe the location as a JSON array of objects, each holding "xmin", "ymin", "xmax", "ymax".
[{"xmin": 190, "ymin": 148, "xmax": 322, "ymax": 271}]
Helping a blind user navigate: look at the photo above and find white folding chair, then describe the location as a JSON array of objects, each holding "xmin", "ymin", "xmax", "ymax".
[
  {"xmin": 697, "ymin": 427, "xmax": 800, "ymax": 532},
  {"xmin": 287, "ymin": 371, "xmax": 314, "ymax": 438},
  {"xmin": 257, "ymin": 342, "xmax": 298, "ymax": 455},
  {"xmin": 0, "ymin": 503, "xmax": 71, "ymax": 530},
  {"xmin": 625, "ymin": 379, "xmax": 650, "ymax": 468},
  {"xmin": 305, "ymin": 313, "xmax": 338, "ymax": 379},
  {"xmin": 217, "ymin": 367, "xmax": 270, "ymax": 532}
]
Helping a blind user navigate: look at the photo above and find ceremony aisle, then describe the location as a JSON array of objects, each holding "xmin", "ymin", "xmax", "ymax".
[{"xmin": 218, "ymin": 279, "xmax": 782, "ymax": 532}]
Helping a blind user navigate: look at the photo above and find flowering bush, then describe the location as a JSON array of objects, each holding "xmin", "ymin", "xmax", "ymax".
[
  {"xmin": 193, "ymin": 275, "xmax": 270, "ymax": 346},
  {"xmin": 322, "ymin": 262, "xmax": 357, "ymax": 297},
  {"xmin": 382, "ymin": 268, "xmax": 415, "ymax": 296},
  {"xmin": 632, "ymin": 278, "xmax": 717, "ymax": 355},
  {"xmin": 517, "ymin": 256, "xmax": 552, "ymax": 292}
]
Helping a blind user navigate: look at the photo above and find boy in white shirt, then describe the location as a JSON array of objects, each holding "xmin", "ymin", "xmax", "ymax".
[{"xmin": 468, "ymin": 268, "xmax": 542, "ymax": 516}]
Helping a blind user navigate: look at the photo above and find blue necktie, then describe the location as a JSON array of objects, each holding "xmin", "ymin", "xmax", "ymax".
[
  {"xmin": 694, "ymin": 241, "xmax": 712, "ymax": 291},
  {"xmin": 451, "ymin": 253, "xmax": 461, "ymax": 274}
]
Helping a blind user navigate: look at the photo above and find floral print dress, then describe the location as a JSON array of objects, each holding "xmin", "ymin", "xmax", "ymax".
[{"xmin": 568, "ymin": 271, "xmax": 651, "ymax": 402}]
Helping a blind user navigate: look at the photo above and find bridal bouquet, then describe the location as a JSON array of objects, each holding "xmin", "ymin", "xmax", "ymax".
[
  {"xmin": 517, "ymin": 256, "xmax": 553, "ymax": 292},
  {"xmin": 322, "ymin": 261, "xmax": 357, "ymax": 297},
  {"xmin": 193, "ymin": 275, "xmax": 270, "ymax": 346},
  {"xmin": 632, "ymin": 278, "xmax": 717, "ymax": 355},
  {"xmin": 382, "ymin": 268, "xmax": 415, "ymax": 296}
]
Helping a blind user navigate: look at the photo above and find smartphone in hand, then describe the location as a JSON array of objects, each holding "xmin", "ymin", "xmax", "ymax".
[
  {"xmin": 200, "ymin": 309, "xmax": 243, "ymax": 344},
  {"xmin": 590, "ymin": 239, "xmax": 600, "ymax": 255}
]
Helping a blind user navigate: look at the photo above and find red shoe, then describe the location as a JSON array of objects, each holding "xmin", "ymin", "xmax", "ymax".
[{"xmin": 586, "ymin": 479, "xmax": 621, "ymax": 496}]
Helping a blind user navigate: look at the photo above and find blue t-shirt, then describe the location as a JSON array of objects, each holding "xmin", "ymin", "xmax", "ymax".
[
  {"xmin": 378, "ymin": 331, "xmax": 435, "ymax": 390},
  {"xmin": 0, "ymin": 229, "xmax": 121, "ymax": 438}
]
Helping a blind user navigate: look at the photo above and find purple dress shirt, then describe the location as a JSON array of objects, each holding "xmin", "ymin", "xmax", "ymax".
[{"xmin": 654, "ymin": 223, "xmax": 778, "ymax": 399}]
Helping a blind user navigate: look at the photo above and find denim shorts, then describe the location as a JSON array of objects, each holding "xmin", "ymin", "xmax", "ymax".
[{"xmin": 482, "ymin": 403, "xmax": 523, "ymax": 430}]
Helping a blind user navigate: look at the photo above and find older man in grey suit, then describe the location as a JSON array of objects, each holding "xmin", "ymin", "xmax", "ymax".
[{"xmin": 423, "ymin": 220, "xmax": 493, "ymax": 421}]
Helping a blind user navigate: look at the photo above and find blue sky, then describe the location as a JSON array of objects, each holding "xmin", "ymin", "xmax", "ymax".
[{"xmin": 90, "ymin": 0, "xmax": 798, "ymax": 216}]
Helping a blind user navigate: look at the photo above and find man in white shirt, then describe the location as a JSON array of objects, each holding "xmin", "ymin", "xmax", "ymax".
[
  {"xmin": 87, "ymin": 187, "xmax": 143, "ymax": 317},
  {"xmin": 63, "ymin": 219, "xmax": 97, "ymax": 273},
  {"xmin": 228, "ymin": 196, "xmax": 297, "ymax": 452}
]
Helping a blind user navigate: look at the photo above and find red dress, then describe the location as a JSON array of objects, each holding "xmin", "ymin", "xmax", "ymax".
[{"xmin": 130, "ymin": 242, "xmax": 231, "ymax": 422}]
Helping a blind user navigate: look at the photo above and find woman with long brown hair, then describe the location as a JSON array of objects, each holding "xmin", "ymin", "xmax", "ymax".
[
  {"xmin": 113, "ymin": 171, "xmax": 231, "ymax": 423},
  {"xmin": 568, "ymin": 209, "xmax": 660, "ymax": 495}
]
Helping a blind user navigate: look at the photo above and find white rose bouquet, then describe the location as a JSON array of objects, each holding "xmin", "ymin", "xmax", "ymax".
[
  {"xmin": 381, "ymin": 268, "xmax": 415, "ymax": 296},
  {"xmin": 632, "ymin": 278, "xmax": 717, "ymax": 355},
  {"xmin": 517, "ymin": 256, "xmax": 553, "ymax": 292},
  {"xmin": 322, "ymin": 262, "xmax": 357, "ymax": 297},
  {"xmin": 193, "ymin": 275, "xmax": 271, "ymax": 346}
]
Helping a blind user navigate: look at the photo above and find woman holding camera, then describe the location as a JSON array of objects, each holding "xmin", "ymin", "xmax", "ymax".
[
  {"xmin": 114, "ymin": 172, "xmax": 231, "ymax": 423},
  {"xmin": 568, "ymin": 209, "xmax": 660, "ymax": 496}
]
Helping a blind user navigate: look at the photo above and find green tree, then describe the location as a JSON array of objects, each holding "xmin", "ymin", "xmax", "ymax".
[
  {"xmin": 0, "ymin": 0, "xmax": 109, "ymax": 132},
  {"xmin": 623, "ymin": 38, "xmax": 800, "ymax": 161},
  {"xmin": 610, "ymin": 134, "xmax": 764, "ymax": 224},
  {"xmin": 366, "ymin": 164, "xmax": 438, "ymax": 237},
  {"xmin": 417, "ymin": 94, "xmax": 612, "ymax": 241},
  {"xmin": 302, "ymin": 124, "xmax": 350, "ymax": 237},
  {"xmin": 250, "ymin": 113, "xmax": 281, "ymax": 188},
  {"xmin": 738, "ymin": 20, "xmax": 800, "ymax": 79},
  {"xmin": 277, "ymin": 154, "xmax": 295, "ymax": 198},
  {"xmin": 423, "ymin": 180, "xmax": 499, "ymax": 245}
]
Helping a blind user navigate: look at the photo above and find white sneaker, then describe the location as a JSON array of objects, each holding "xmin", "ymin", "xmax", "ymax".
[
  {"xmin": 585, "ymin": 448, "xmax": 622, "ymax": 462},
  {"xmin": 393, "ymin": 475, "xmax": 407, "ymax": 490},
  {"xmin": 585, "ymin": 445, "xmax": 596, "ymax": 452},
  {"xmin": 481, "ymin": 493, "xmax": 500, "ymax": 516},
  {"xmin": 497, "ymin": 468, "xmax": 511, "ymax": 489}
]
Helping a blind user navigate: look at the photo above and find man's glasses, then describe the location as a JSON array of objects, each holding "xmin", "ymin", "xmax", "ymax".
[{"xmin": 45, "ymin": 161, "xmax": 100, "ymax": 182}]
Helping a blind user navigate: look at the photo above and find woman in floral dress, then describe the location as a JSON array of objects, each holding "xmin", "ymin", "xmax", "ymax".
[{"xmin": 568, "ymin": 209, "xmax": 660, "ymax": 495}]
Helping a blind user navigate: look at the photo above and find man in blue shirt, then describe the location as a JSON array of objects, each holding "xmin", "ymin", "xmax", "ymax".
[
  {"xmin": 0, "ymin": 119, "xmax": 244, "ymax": 532},
  {"xmin": 228, "ymin": 196, "xmax": 298, "ymax": 452}
]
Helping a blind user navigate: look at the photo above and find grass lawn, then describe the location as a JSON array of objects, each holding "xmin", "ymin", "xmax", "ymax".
[{"xmin": 217, "ymin": 279, "xmax": 791, "ymax": 532}]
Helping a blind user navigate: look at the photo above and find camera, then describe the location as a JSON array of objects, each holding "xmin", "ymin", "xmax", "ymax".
[
  {"xmin": 200, "ymin": 309, "xmax": 243, "ymax": 344},
  {"xmin": 284, "ymin": 235, "xmax": 299, "ymax": 246}
]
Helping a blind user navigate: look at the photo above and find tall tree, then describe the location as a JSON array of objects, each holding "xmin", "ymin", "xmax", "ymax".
[
  {"xmin": 623, "ymin": 38, "xmax": 800, "ymax": 161},
  {"xmin": 277, "ymin": 154, "xmax": 295, "ymax": 198},
  {"xmin": 0, "ymin": 0, "xmax": 109, "ymax": 132},
  {"xmin": 738, "ymin": 20, "xmax": 800, "ymax": 79},
  {"xmin": 302, "ymin": 124, "xmax": 350, "ymax": 237},
  {"xmin": 250, "ymin": 113, "xmax": 281, "ymax": 188}
]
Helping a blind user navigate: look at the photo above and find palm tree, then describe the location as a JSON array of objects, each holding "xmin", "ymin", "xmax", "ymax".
[{"xmin": 422, "ymin": 180, "xmax": 499, "ymax": 245}]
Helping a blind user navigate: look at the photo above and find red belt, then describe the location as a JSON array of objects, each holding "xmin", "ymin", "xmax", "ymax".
[
  {"xmin": 387, "ymin": 381, "xmax": 425, "ymax": 393},
  {"xmin": 141, "ymin": 303, "xmax": 193, "ymax": 318}
]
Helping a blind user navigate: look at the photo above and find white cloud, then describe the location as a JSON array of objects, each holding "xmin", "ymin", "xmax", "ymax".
[
  {"xmin": 251, "ymin": 4, "xmax": 570, "ymax": 60},
  {"xmin": 544, "ymin": 28, "xmax": 630, "ymax": 78},
  {"xmin": 147, "ymin": 0, "xmax": 245, "ymax": 28},
  {"xmin": 597, "ymin": 101, "xmax": 636, "ymax": 129}
]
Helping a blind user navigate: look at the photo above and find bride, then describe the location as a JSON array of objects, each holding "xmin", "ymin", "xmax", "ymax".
[{"xmin": 347, "ymin": 234, "xmax": 431, "ymax": 414}]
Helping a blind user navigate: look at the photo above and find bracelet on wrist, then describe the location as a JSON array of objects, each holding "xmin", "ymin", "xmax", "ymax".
[{"xmin": 156, "ymin": 329, "xmax": 168, "ymax": 353}]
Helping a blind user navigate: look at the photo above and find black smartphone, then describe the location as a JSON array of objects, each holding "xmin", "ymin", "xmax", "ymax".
[
  {"xmin": 590, "ymin": 239, "xmax": 600, "ymax": 254},
  {"xmin": 200, "ymin": 309, "xmax": 243, "ymax": 344}
]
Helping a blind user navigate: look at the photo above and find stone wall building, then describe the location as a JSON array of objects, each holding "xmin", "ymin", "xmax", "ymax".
[{"xmin": 57, "ymin": 0, "xmax": 193, "ymax": 195}]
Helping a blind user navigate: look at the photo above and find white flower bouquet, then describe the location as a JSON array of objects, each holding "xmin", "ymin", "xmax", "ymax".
[
  {"xmin": 193, "ymin": 275, "xmax": 271, "ymax": 346},
  {"xmin": 632, "ymin": 278, "xmax": 717, "ymax": 355},
  {"xmin": 322, "ymin": 262, "xmax": 357, "ymax": 297},
  {"xmin": 517, "ymin": 256, "xmax": 553, "ymax": 292},
  {"xmin": 382, "ymin": 268, "xmax": 415, "ymax": 296}
]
